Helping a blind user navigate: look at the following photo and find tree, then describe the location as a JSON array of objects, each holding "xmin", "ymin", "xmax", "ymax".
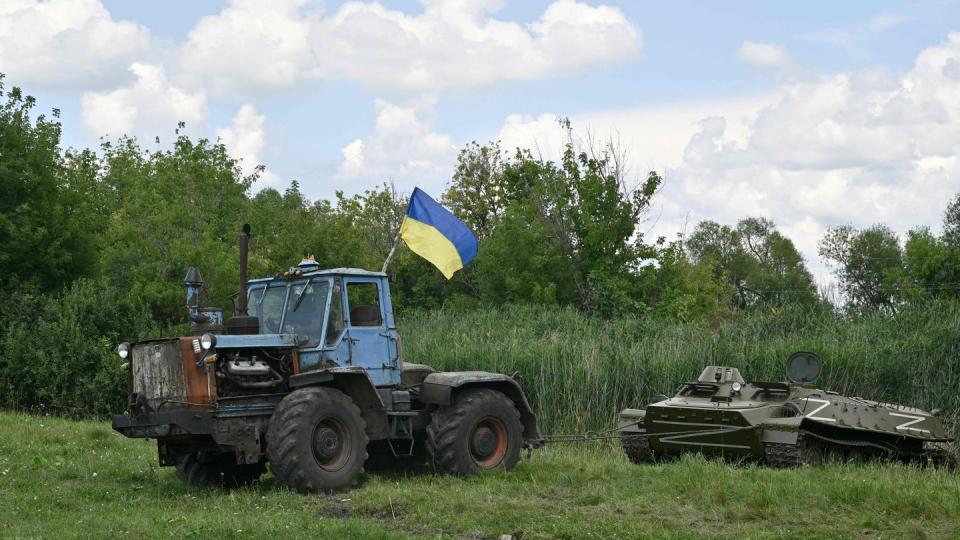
[
  {"xmin": 0, "ymin": 76, "xmax": 99, "ymax": 297},
  {"xmin": 443, "ymin": 122, "xmax": 662, "ymax": 316},
  {"xmin": 471, "ymin": 202, "xmax": 578, "ymax": 306},
  {"xmin": 98, "ymin": 134, "xmax": 256, "ymax": 325},
  {"xmin": 645, "ymin": 235, "xmax": 731, "ymax": 321},
  {"xmin": 942, "ymin": 193, "xmax": 960, "ymax": 248},
  {"xmin": 688, "ymin": 217, "xmax": 817, "ymax": 309},
  {"xmin": 502, "ymin": 123, "xmax": 661, "ymax": 315},
  {"xmin": 819, "ymin": 224, "xmax": 905, "ymax": 311},
  {"xmin": 903, "ymin": 227, "xmax": 959, "ymax": 300},
  {"xmin": 443, "ymin": 141, "xmax": 511, "ymax": 240}
]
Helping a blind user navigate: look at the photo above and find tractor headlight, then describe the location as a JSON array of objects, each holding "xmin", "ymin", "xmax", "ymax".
[
  {"xmin": 118, "ymin": 342, "xmax": 130, "ymax": 359},
  {"xmin": 200, "ymin": 333, "xmax": 217, "ymax": 350}
]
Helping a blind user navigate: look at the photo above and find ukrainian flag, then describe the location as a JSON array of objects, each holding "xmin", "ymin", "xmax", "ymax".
[{"xmin": 400, "ymin": 188, "xmax": 478, "ymax": 279}]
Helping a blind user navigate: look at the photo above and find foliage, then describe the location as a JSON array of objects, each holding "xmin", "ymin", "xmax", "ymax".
[
  {"xmin": 0, "ymin": 77, "xmax": 101, "ymax": 298},
  {"xmin": 688, "ymin": 217, "xmax": 819, "ymax": 309},
  {"xmin": 904, "ymin": 227, "xmax": 960, "ymax": 300},
  {"xmin": 443, "ymin": 140, "xmax": 510, "ymax": 240},
  {"xmin": 444, "ymin": 125, "xmax": 662, "ymax": 316},
  {"xmin": 943, "ymin": 192, "xmax": 960, "ymax": 248},
  {"xmin": 0, "ymin": 278, "xmax": 159, "ymax": 414},
  {"xmin": 97, "ymin": 135, "xmax": 257, "ymax": 326},
  {"xmin": 819, "ymin": 224, "xmax": 906, "ymax": 311},
  {"xmin": 645, "ymin": 236, "xmax": 732, "ymax": 321}
]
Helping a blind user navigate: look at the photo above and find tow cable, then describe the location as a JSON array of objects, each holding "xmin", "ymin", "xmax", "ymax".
[{"xmin": 529, "ymin": 422, "xmax": 759, "ymax": 458}]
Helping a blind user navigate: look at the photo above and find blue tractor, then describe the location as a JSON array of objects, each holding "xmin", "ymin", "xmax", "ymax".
[{"xmin": 112, "ymin": 226, "xmax": 542, "ymax": 492}]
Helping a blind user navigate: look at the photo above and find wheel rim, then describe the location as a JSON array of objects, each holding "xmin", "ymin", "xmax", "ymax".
[
  {"xmin": 311, "ymin": 417, "xmax": 351, "ymax": 472},
  {"xmin": 470, "ymin": 416, "xmax": 508, "ymax": 469}
]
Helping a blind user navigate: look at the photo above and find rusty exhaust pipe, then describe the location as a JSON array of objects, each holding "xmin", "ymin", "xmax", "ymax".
[
  {"xmin": 238, "ymin": 223, "xmax": 250, "ymax": 316},
  {"xmin": 226, "ymin": 224, "xmax": 259, "ymax": 335}
]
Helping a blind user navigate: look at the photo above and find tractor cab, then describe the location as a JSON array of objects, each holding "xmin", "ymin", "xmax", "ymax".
[{"xmin": 245, "ymin": 261, "xmax": 400, "ymax": 386}]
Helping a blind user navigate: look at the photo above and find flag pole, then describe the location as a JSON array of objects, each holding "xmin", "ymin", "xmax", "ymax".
[{"xmin": 381, "ymin": 227, "xmax": 402, "ymax": 273}]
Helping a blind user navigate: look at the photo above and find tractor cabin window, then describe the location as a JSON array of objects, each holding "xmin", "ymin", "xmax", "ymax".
[
  {"xmin": 282, "ymin": 278, "xmax": 329, "ymax": 348},
  {"xmin": 250, "ymin": 285, "xmax": 287, "ymax": 334},
  {"xmin": 347, "ymin": 282, "xmax": 383, "ymax": 327}
]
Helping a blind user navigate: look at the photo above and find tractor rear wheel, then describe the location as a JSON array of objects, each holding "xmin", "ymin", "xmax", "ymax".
[
  {"xmin": 266, "ymin": 387, "xmax": 368, "ymax": 493},
  {"xmin": 427, "ymin": 388, "xmax": 523, "ymax": 476},
  {"xmin": 175, "ymin": 453, "xmax": 265, "ymax": 488}
]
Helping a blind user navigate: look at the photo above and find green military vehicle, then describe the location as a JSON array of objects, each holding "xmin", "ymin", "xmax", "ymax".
[{"xmin": 618, "ymin": 352, "xmax": 954, "ymax": 467}]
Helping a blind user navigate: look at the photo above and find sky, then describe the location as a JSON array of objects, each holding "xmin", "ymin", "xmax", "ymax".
[{"xmin": 2, "ymin": 0, "xmax": 960, "ymax": 285}]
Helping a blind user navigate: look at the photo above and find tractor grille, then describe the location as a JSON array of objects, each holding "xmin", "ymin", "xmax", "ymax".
[{"xmin": 131, "ymin": 340, "xmax": 188, "ymax": 410}]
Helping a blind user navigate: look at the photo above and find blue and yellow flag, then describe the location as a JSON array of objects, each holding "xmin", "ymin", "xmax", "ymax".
[{"xmin": 400, "ymin": 188, "xmax": 478, "ymax": 279}]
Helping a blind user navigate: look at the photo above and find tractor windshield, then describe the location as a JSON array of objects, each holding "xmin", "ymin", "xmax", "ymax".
[
  {"xmin": 249, "ymin": 284, "xmax": 287, "ymax": 334},
  {"xmin": 282, "ymin": 279, "xmax": 330, "ymax": 347}
]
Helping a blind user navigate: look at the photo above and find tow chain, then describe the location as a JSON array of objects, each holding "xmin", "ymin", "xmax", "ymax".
[
  {"xmin": 534, "ymin": 422, "xmax": 759, "ymax": 447},
  {"xmin": 536, "ymin": 421, "xmax": 642, "ymax": 445}
]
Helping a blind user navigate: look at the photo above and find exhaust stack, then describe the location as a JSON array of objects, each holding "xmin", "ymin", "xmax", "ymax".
[
  {"xmin": 237, "ymin": 223, "xmax": 251, "ymax": 316},
  {"xmin": 226, "ymin": 224, "xmax": 260, "ymax": 335}
]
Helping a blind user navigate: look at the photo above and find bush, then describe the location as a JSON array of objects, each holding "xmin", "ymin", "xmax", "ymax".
[{"xmin": 0, "ymin": 278, "xmax": 160, "ymax": 415}]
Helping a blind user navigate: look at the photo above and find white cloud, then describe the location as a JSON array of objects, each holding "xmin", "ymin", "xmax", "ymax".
[
  {"xmin": 180, "ymin": 0, "xmax": 313, "ymax": 95},
  {"xmin": 217, "ymin": 104, "xmax": 281, "ymax": 191},
  {"xmin": 738, "ymin": 41, "xmax": 791, "ymax": 70},
  {"xmin": 335, "ymin": 99, "xmax": 457, "ymax": 194},
  {"xmin": 340, "ymin": 139, "xmax": 366, "ymax": 176},
  {"xmin": 0, "ymin": 0, "xmax": 150, "ymax": 88},
  {"xmin": 802, "ymin": 10, "xmax": 910, "ymax": 56},
  {"xmin": 495, "ymin": 33, "xmax": 960, "ymax": 283},
  {"xmin": 81, "ymin": 63, "xmax": 207, "ymax": 139},
  {"xmin": 179, "ymin": 0, "xmax": 640, "ymax": 95},
  {"xmin": 496, "ymin": 96, "xmax": 767, "ymax": 172},
  {"xmin": 737, "ymin": 40, "xmax": 807, "ymax": 80}
]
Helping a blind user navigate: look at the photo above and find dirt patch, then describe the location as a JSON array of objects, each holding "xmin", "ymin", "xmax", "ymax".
[
  {"xmin": 315, "ymin": 498, "xmax": 352, "ymax": 519},
  {"xmin": 357, "ymin": 501, "xmax": 408, "ymax": 520}
]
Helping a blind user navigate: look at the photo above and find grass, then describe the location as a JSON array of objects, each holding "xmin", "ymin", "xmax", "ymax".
[{"xmin": 3, "ymin": 411, "xmax": 960, "ymax": 539}]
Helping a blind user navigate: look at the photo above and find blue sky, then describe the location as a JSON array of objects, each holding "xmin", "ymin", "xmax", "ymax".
[{"xmin": 3, "ymin": 0, "xmax": 960, "ymax": 283}]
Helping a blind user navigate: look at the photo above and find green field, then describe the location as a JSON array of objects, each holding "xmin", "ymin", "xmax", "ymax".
[{"xmin": 2, "ymin": 412, "xmax": 959, "ymax": 539}]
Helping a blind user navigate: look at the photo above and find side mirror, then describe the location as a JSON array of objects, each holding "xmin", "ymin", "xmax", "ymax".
[{"xmin": 786, "ymin": 351, "xmax": 822, "ymax": 384}]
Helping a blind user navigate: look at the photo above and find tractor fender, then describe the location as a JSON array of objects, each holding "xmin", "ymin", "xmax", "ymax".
[
  {"xmin": 289, "ymin": 367, "xmax": 389, "ymax": 439},
  {"xmin": 420, "ymin": 371, "xmax": 542, "ymax": 446}
]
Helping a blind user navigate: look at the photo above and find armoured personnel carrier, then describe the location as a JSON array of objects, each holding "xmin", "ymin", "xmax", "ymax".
[{"xmin": 618, "ymin": 352, "xmax": 954, "ymax": 467}]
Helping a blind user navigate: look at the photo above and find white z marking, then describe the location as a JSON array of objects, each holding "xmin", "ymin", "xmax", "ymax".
[
  {"xmin": 651, "ymin": 421, "xmax": 752, "ymax": 449},
  {"xmin": 800, "ymin": 398, "xmax": 837, "ymax": 423},
  {"xmin": 889, "ymin": 412, "xmax": 930, "ymax": 434}
]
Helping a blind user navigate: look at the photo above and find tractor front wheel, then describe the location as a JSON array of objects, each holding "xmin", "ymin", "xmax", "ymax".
[
  {"xmin": 267, "ymin": 387, "xmax": 368, "ymax": 493},
  {"xmin": 427, "ymin": 388, "xmax": 523, "ymax": 476}
]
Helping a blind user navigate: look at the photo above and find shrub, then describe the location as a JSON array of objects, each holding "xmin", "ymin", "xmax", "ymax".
[{"xmin": 0, "ymin": 278, "xmax": 160, "ymax": 415}]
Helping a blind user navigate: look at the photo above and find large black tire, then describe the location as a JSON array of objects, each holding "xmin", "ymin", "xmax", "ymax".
[
  {"xmin": 266, "ymin": 387, "xmax": 368, "ymax": 493},
  {"xmin": 426, "ymin": 388, "xmax": 523, "ymax": 476},
  {"xmin": 175, "ymin": 453, "xmax": 265, "ymax": 488}
]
